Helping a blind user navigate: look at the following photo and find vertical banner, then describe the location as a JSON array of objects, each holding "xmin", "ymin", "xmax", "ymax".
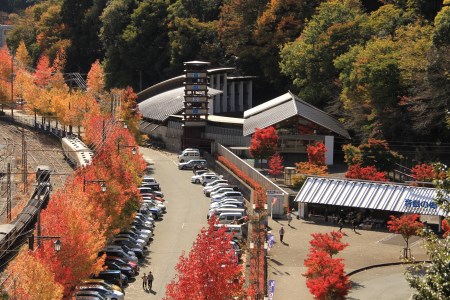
[
  {"xmin": 268, "ymin": 279, "xmax": 275, "ymax": 300},
  {"xmin": 267, "ymin": 190, "xmax": 284, "ymax": 218}
]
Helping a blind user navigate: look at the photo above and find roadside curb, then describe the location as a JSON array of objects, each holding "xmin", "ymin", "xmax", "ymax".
[{"xmin": 347, "ymin": 260, "xmax": 431, "ymax": 277}]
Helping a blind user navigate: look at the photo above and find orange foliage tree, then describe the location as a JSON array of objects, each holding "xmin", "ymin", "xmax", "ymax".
[
  {"xmin": 411, "ymin": 163, "xmax": 435, "ymax": 182},
  {"xmin": 35, "ymin": 181, "xmax": 107, "ymax": 296},
  {"xmin": 249, "ymin": 126, "xmax": 279, "ymax": 167},
  {"xmin": 345, "ymin": 164, "xmax": 388, "ymax": 181},
  {"xmin": 5, "ymin": 249, "xmax": 64, "ymax": 300},
  {"xmin": 164, "ymin": 218, "xmax": 247, "ymax": 299},
  {"xmin": 268, "ymin": 153, "xmax": 284, "ymax": 179}
]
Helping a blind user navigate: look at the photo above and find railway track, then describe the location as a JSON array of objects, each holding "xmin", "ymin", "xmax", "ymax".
[{"xmin": 0, "ymin": 118, "xmax": 74, "ymax": 223}]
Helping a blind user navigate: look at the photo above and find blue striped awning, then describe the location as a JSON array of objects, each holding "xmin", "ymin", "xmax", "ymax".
[{"xmin": 295, "ymin": 177, "xmax": 447, "ymax": 217}]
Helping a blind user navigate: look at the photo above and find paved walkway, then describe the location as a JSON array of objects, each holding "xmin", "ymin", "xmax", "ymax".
[{"xmin": 267, "ymin": 216, "xmax": 427, "ymax": 300}]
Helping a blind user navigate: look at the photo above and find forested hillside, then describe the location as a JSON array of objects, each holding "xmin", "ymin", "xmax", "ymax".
[{"xmin": 2, "ymin": 0, "xmax": 450, "ymax": 158}]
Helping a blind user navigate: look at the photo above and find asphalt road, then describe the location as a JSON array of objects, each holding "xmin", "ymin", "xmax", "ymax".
[{"xmin": 124, "ymin": 147, "xmax": 210, "ymax": 299}]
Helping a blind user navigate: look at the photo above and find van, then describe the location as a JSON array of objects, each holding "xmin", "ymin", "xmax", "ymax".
[
  {"xmin": 178, "ymin": 150, "xmax": 200, "ymax": 162},
  {"xmin": 215, "ymin": 224, "xmax": 244, "ymax": 240},
  {"xmin": 208, "ymin": 208, "xmax": 245, "ymax": 219},
  {"xmin": 218, "ymin": 212, "xmax": 244, "ymax": 224},
  {"xmin": 91, "ymin": 270, "xmax": 128, "ymax": 288}
]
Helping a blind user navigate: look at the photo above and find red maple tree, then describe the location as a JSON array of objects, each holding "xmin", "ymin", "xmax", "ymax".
[
  {"xmin": 309, "ymin": 231, "xmax": 348, "ymax": 257},
  {"xmin": 164, "ymin": 218, "xmax": 247, "ymax": 299},
  {"xmin": 307, "ymin": 142, "xmax": 327, "ymax": 166},
  {"xmin": 304, "ymin": 233, "xmax": 350, "ymax": 300},
  {"xmin": 33, "ymin": 54, "xmax": 52, "ymax": 87},
  {"xmin": 345, "ymin": 163, "xmax": 388, "ymax": 181},
  {"xmin": 268, "ymin": 153, "xmax": 284, "ymax": 179},
  {"xmin": 249, "ymin": 126, "xmax": 279, "ymax": 167},
  {"xmin": 387, "ymin": 214, "xmax": 424, "ymax": 258},
  {"xmin": 442, "ymin": 219, "xmax": 450, "ymax": 238},
  {"xmin": 411, "ymin": 163, "xmax": 435, "ymax": 182}
]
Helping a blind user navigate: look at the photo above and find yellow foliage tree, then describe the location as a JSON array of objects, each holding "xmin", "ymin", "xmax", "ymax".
[{"xmin": 5, "ymin": 248, "xmax": 64, "ymax": 300}]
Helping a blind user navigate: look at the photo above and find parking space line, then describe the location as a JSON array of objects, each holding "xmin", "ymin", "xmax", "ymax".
[{"xmin": 376, "ymin": 233, "xmax": 396, "ymax": 244}]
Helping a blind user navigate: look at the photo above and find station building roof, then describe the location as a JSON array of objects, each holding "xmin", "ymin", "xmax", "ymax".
[{"xmin": 243, "ymin": 91, "xmax": 350, "ymax": 139}]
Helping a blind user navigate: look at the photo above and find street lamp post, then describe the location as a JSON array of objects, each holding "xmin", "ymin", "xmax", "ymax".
[
  {"xmin": 28, "ymin": 234, "xmax": 62, "ymax": 251},
  {"xmin": 251, "ymin": 203, "xmax": 268, "ymax": 300},
  {"xmin": 83, "ymin": 177, "xmax": 107, "ymax": 193}
]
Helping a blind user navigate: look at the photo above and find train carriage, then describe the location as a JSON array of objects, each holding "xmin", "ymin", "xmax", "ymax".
[{"xmin": 61, "ymin": 136, "xmax": 94, "ymax": 168}]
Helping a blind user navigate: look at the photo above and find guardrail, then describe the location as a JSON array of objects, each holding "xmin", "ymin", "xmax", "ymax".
[{"xmin": 213, "ymin": 143, "xmax": 289, "ymax": 197}]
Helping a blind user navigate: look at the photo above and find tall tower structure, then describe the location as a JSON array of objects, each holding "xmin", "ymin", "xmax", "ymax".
[{"xmin": 182, "ymin": 61, "xmax": 210, "ymax": 149}]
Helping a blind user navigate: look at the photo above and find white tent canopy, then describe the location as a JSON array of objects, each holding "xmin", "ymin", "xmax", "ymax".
[{"xmin": 294, "ymin": 177, "xmax": 447, "ymax": 217}]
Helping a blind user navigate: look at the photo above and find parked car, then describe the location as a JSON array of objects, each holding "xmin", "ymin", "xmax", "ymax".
[
  {"xmin": 79, "ymin": 279, "xmax": 123, "ymax": 294},
  {"xmin": 210, "ymin": 187, "xmax": 234, "ymax": 198},
  {"xmin": 142, "ymin": 176, "xmax": 157, "ymax": 183},
  {"xmin": 75, "ymin": 284, "xmax": 125, "ymax": 300},
  {"xmin": 203, "ymin": 180, "xmax": 229, "ymax": 193},
  {"xmin": 203, "ymin": 179, "xmax": 230, "ymax": 196},
  {"xmin": 74, "ymin": 290, "xmax": 107, "ymax": 300},
  {"xmin": 178, "ymin": 159, "xmax": 207, "ymax": 170},
  {"xmin": 90, "ymin": 270, "xmax": 128, "ymax": 289},
  {"xmin": 104, "ymin": 260, "xmax": 136, "ymax": 278},
  {"xmin": 208, "ymin": 208, "xmax": 245, "ymax": 220},
  {"xmin": 210, "ymin": 199, "xmax": 245, "ymax": 210},
  {"xmin": 191, "ymin": 172, "xmax": 216, "ymax": 184},
  {"xmin": 178, "ymin": 150, "xmax": 201, "ymax": 162},
  {"xmin": 218, "ymin": 212, "xmax": 245, "ymax": 224},
  {"xmin": 105, "ymin": 257, "xmax": 139, "ymax": 274},
  {"xmin": 109, "ymin": 236, "xmax": 144, "ymax": 251},
  {"xmin": 211, "ymin": 191, "xmax": 244, "ymax": 203},
  {"xmin": 98, "ymin": 249, "xmax": 138, "ymax": 264},
  {"xmin": 201, "ymin": 174, "xmax": 223, "ymax": 186},
  {"xmin": 139, "ymin": 181, "xmax": 161, "ymax": 191},
  {"xmin": 102, "ymin": 246, "xmax": 138, "ymax": 262}
]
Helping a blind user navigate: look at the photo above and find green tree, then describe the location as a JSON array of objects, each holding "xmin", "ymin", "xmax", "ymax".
[
  {"xmin": 279, "ymin": 0, "xmax": 366, "ymax": 107},
  {"xmin": 167, "ymin": 0, "xmax": 224, "ymax": 70},
  {"xmin": 433, "ymin": 0, "xmax": 450, "ymax": 47},
  {"xmin": 61, "ymin": 0, "xmax": 108, "ymax": 73}
]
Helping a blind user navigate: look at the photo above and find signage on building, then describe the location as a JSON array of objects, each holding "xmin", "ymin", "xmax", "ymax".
[{"xmin": 404, "ymin": 199, "xmax": 438, "ymax": 209}]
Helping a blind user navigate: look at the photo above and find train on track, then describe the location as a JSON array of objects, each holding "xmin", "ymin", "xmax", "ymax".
[{"xmin": 61, "ymin": 136, "xmax": 94, "ymax": 168}]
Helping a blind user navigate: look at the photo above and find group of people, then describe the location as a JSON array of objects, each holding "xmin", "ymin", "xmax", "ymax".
[{"xmin": 142, "ymin": 271, "xmax": 154, "ymax": 292}]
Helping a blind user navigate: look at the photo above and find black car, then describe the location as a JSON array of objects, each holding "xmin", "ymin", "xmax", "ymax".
[{"xmin": 104, "ymin": 261, "xmax": 136, "ymax": 278}]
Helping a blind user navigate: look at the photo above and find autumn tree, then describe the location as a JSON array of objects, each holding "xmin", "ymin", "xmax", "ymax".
[
  {"xmin": 387, "ymin": 214, "xmax": 424, "ymax": 259},
  {"xmin": 268, "ymin": 153, "xmax": 284, "ymax": 179},
  {"xmin": 304, "ymin": 232, "xmax": 350, "ymax": 300},
  {"xmin": 249, "ymin": 126, "xmax": 279, "ymax": 168},
  {"xmin": 5, "ymin": 249, "xmax": 64, "ymax": 300},
  {"xmin": 307, "ymin": 142, "xmax": 327, "ymax": 166},
  {"xmin": 164, "ymin": 218, "xmax": 247, "ymax": 299},
  {"xmin": 345, "ymin": 164, "xmax": 388, "ymax": 181},
  {"xmin": 309, "ymin": 231, "xmax": 348, "ymax": 257},
  {"xmin": 411, "ymin": 163, "xmax": 435, "ymax": 182}
]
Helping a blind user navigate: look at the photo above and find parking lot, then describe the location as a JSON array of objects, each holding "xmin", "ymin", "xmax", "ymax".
[{"xmin": 123, "ymin": 147, "xmax": 212, "ymax": 299}]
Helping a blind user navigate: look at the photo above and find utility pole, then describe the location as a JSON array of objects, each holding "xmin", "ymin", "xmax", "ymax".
[
  {"xmin": 6, "ymin": 163, "xmax": 11, "ymax": 222},
  {"xmin": 11, "ymin": 54, "xmax": 14, "ymax": 119}
]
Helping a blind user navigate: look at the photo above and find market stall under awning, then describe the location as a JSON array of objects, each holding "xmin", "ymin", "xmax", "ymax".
[{"xmin": 294, "ymin": 177, "xmax": 448, "ymax": 217}]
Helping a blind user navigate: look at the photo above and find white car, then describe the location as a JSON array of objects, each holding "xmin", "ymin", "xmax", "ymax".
[
  {"xmin": 205, "ymin": 184, "xmax": 230, "ymax": 197},
  {"xmin": 211, "ymin": 191, "xmax": 244, "ymax": 203},
  {"xmin": 210, "ymin": 187, "xmax": 234, "ymax": 198},
  {"xmin": 203, "ymin": 181, "xmax": 228, "ymax": 194},
  {"xmin": 201, "ymin": 174, "xmax": 223, "ymax": 186},
  {"xmin": 210, "ymin": 199, "xmax": 244, "ymax": 210},
  {"xmin": 191, "ymin": 172, "xmax": 216, "ymax": 184}
]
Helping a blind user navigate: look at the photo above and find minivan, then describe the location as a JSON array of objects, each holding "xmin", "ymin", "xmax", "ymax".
[
  {"xmin": 218, "ymin": 212, "xmax": 244, "ymax": 224},
  {"xmin": 178, "ymin": 150, "xmax": 200, "ymax": 162},
  {"xmin": 178, "ymin": 159, "xmax": 207, "ymax": 170},
  {"xmin": 215, "ymin": 224, "xmax": 244, "ymax": 241}
]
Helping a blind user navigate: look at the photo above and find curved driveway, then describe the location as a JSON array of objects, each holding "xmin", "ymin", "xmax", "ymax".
[{"xmin": 125, "ymin": 147, "xmax": 210, "ymax": 299}]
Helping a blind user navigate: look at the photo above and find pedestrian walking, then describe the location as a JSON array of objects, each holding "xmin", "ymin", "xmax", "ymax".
[
  {"xmin": 279, "ymin": 226, "xmax": 285, "ymax": 243},
  {"xmin": 142, "ymin": 273, "xmax": 148, "ymax": 290},
  {"xmin": 351, "ymin": 219, "xmax": 357, "ymax": 233},
  {"xmin": 338, "ymin": 218, "xmax": 344, "ymax": 232},
  {"xmin": 147, "ymin": 271, "xmax": 154, "ymax": 291},
  {"xmin": 287, "ymin": 213, "xmax": 292, "ymax": 226}
]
